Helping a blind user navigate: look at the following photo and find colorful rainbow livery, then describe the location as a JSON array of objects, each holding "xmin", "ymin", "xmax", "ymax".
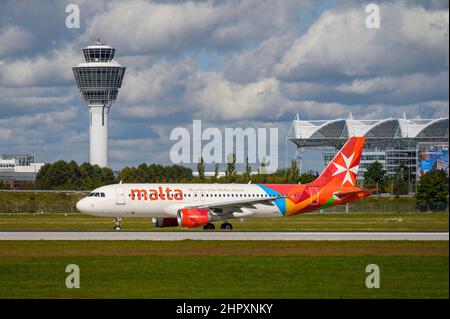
[{"xmin": 76, "ymin": 137, "xmax": 374, "ymax": 230}]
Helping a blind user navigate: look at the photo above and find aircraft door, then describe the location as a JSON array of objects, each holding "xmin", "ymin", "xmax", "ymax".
[
  {"xmin": 116, "ymin": 186, "xmax": 125, "ymax": 205},
  {"xmin": 308, "ymin": 187, "xmax": 319, "ymax": 206}
]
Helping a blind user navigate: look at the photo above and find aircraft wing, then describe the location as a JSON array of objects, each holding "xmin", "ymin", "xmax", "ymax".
[{"xmin": 185, "ymin": 196, "xmax": 287, "ymax": 212}]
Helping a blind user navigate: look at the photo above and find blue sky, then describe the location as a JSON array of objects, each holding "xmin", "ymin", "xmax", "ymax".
[{"xmin": 0, "ymin": 0, "xmax": 448, "ymax": 172}]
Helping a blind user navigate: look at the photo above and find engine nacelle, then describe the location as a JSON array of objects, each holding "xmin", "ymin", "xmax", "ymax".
[
  {"xmin": 177, "ymin": 208, "xmax": 211, "ymax": 228},
  {"xmin": 152, "ymin": 217, "xmax": 179, "ymax": 228}
]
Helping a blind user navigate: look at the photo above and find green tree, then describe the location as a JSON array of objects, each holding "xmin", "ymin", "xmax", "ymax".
[
  {"xmin": 364, "ymin": 161, "xmax": 386, "ymax": 186},
  {"xmin": 35, "ymin": 163, "xmax": 51, "ymax": 189},
  {"xmin": 68, "ymin": 160, "xmax": 81, "ymax": 188},
  {"xmin": 115, "ymin": 164, "xmax": 192, "ymax": 183},
  {"xmin": 288, "ymin": 160, "xmax": 300, "ymax": 183},
  {"xmin": 197, "ymin": 157, "xmax": 205, "ymax": 180},
  {"xmin": 116, "ymin": 166, "xmax": 134, "ymax": 183},
  {"xmin": 299, "ymin": 172, "xmax": 316, "ymax": 184},
  {"xmin": 244, "ymin": 157, "xmax": 252, "ymax": 181},
  {"xmin": 392, "ymin": 163, "xmax": 409, "ymax": 196},
  {"xmin": 35, "ymin": 160, "xmax": 72, "ymax": 189},
  {"xmin": 415, "ymin": 170, "xmax": 449, "ymax": 211},
  {"xmin": 101, "ymin": 167, "xmax": 116, "ymax": 185},
  {"xmin": 212, "ymin": 163, "xmax": 219, "ymax": 182},
  {"xmin": 257, "ymin": 157, "xmax": 268, "ymax": 183},
  {"xmin": 225, "ymin": 153, "xmax": 237, "ymax": 183}
]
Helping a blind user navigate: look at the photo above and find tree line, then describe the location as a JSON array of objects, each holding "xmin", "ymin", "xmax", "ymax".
[
  {"xmin": 195, "ymin": 156, "xmax": 317, "ymax": 184},
  {"xmin": 35, "ymin": 161, "xmax": 193, "ymax": 190},
  {"xmin": 33, "ymin": 158, "xmax": 316, "ymax": 189},
  {"xmin": 363, "ymin": 160, "xmax": 448, "ymax": 211},
  {"xmin": 35, "ymin": 161, "xmax": 115, "ymax": 190},
  {"xmin": 363, "ymin": 161, "xmax": 421, "ymax": 195}
]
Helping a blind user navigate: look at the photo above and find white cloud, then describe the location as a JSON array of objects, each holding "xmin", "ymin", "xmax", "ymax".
[
  {"xmin": 0, "ymin": 25, "xmax": 35, "ymax": 57},
  {"xmin": 189, "ymin": 75, "xmax": 284, "ymax": 120},
  {"xmin": 81, "ymin": 0, "xmax": 295, "ymax": 54},
  {"xmin": 0, "ymin": 107, "xmax": 83, "ymax": 154},
  {"xmin": 120, "ymin": 59, "xmax": 195, "ymax": 105},
  {"xmin": 0, "ymin": 46, "xmax": 79, "ymax": 86},
  {"xmin": 274, "ymin": 4, "xmax": 449, "ymax": 81},
  {"xmin": 281, "ymin": 71, "xmax": 449, "ymax": 105},
  {"xmin": 0, "ymin": 128, "xmax": 13, "ymax": 142},
  {"xmin": 224, "ymin": 35, "xmax": 293, "ymax": 83}
]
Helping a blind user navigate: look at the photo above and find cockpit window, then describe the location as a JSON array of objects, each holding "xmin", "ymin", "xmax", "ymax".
[{"xmin": 88, "ymin": 192, "xmax": 105, "ymax": 198}]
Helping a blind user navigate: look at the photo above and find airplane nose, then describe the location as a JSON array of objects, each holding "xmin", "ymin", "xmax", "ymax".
[{"xmin": 76, "ymin": 198, "xmax": 88, "ymax": 213}]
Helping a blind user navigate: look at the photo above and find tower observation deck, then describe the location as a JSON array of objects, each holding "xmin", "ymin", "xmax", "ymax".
[{"xmin": 72, "ymin": 40, "xmax": 126, "ymax": 167}]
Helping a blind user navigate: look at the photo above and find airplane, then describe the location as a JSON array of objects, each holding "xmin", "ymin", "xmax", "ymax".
[{"xmin": 76, "ymin": 136, "xmax": 375, "ymax": 230}]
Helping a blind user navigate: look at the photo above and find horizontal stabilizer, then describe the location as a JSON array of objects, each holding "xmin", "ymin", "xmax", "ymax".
[{"xmin": 334, "ymin": 188, "xmax": 378, "ymax": 199}]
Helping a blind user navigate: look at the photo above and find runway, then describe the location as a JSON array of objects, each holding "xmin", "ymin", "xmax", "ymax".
[{"xmin": 0, "ymin": 231, "xmax": 448, "ymax": 241}]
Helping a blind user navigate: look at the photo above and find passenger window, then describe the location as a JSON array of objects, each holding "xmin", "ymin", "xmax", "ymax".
[
  {"xmin": 94, "ymin": 193, "xmax": 99, "ymax": 197},
  {"xmin": 101, "ymin": 193, "xmax": 105, "ymax": 197}
]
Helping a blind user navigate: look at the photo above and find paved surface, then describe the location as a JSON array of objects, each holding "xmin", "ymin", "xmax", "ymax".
[{"xmin": 0, "ymin": 231, "xmax": 448, "ymax": 241}]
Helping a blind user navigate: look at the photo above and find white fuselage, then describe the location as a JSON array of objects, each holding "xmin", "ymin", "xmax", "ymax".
[{"xmin": 76, "ymin": 183, "xmax": 283, "ymax": 218}]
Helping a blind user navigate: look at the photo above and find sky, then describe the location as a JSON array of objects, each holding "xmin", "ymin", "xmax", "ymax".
[{"xmin": 0, "ymin": 0, "xmax": 448, "ymax": 173}]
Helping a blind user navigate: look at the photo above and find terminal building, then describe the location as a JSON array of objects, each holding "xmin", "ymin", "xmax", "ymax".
[
  {"xmin": 0, "ymin": 154, "xmax": 45, "ymax": 187},
  {"xmin": 289, "ymin": 114, "xmax": 449, "ymax": 183}
]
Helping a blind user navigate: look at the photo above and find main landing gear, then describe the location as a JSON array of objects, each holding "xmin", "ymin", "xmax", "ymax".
[
  {"xmin": 220, "ymin": 223, "xmax": 233, "ymax": 230},
  {"xmin": 203, "ymin": 222, "xmax": 233, "ymax": 230},
  {"xmin": 203, "ymin": 223, "xmax": 215, "ymax": 230},
  {"xmin": 113, "ymin": 217, "xmax": 122, "ymax": 231}
]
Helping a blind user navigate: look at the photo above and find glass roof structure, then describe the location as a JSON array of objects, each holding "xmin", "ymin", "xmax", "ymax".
[{"xmin": 289, "ymin": 114, "xmax": 449, "ymax": 149}]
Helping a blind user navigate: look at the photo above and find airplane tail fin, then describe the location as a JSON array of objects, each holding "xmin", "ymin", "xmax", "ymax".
[{"xmin": 310, "ymin": 137, "xmax": 365, "ymax": 187}]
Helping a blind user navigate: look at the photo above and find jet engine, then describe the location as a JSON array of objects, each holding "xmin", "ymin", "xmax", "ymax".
[
  {"xmin": 177, "ymin": 208, "xmax": 211, "ymax": 228},
  {"xmin": 152, "ymin": 217, "xmax": 179, "ymax": 228}
]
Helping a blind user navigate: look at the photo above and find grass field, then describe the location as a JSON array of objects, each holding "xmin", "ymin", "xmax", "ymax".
[
  {"xmin": 0, "ymin": 212, "xmax": 448, "ymax": 231},
  {"xmin": 0, "ymin": 241, "xmax": 447, "ymax": 298}
]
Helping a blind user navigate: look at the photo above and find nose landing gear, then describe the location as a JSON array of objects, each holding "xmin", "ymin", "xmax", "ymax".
[{"xmin": 113, "ymin": 217, "xmax": 122, "ymax": 230}]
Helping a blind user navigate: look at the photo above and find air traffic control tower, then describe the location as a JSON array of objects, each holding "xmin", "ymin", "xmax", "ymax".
[{"xmin": 72, "ymin": 40, "xmax": 126, "ymax": 167}]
